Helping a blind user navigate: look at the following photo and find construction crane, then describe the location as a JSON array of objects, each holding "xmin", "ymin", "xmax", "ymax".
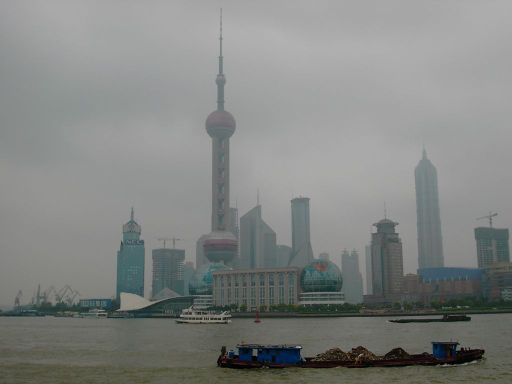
[
  {"xmin": 477, "ymin": 212, "xmax": 498, "ymax": 228},
  {"xmin": 157, "ymin": 237, "xmax": 182, "ymax": 249}
]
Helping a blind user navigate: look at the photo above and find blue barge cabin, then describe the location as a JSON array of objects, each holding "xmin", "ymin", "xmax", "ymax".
[
  {"xmin": 431, "ymin": 341, "xmax": 459, "ymax": 360},
  {"xmin": 225, "ymin": 344, "xmax": 303, "ymax": 367}
]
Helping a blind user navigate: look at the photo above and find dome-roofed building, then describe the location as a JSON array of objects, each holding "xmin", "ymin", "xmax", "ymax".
[
  {"xmin": 300, "ymin": 260, "xmax": 343, "ymax": 292},
  {"xmin": 299, "ymin": 260, "xmax": 344, "ymax": 306},
  {"xmin": 189, "ymin": 262, "xmax": 231, "ymax": 296},
  {"xmin": 189, "ymin": 262, "xmax": 231, "ymax": 308}
]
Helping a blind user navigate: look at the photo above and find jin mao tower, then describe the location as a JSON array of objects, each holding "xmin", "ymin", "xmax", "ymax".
[{"xmin": 415, "ymin": 149, "xmax": 444, "ymax": 269}]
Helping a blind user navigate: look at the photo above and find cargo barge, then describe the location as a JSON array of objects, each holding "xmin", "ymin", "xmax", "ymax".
[
  {"xmin": 217, "ymin": 341, "xmax": 484, "ymax": 369},
  {"xmin": 389, "ymin": 314, "xmax": 471, "ymax": 323}
]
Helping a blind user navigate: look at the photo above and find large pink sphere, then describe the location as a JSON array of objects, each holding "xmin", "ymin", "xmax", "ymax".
[{"xmin": 205, "ymin": 110, "xmax": 236, "ymax": 138}]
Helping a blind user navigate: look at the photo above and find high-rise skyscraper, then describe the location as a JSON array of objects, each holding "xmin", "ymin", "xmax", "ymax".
[
  {"xmin": 202, "ymin": 12, "xmax": 238, "ymax": 266},
  {"xmin": 228, "ymin": 207, "xmax": 239, "ymax": 241},
  {"xmin": 474, "ymin": 227, "xmax": 510, "ymax": 268},
  {"xmin": 341, "ymin": 249, "xmax": 364, "ymax": 304},
  {"xmin": 276, "ymin": 245, "xmax": 292, "ymax": 268},
  {"xmin": 365, "ymin": 244, "xmax": 372, "ymax": 295},
  {"xmin": 239, "ymin": 205, "xmax": 277, "ymax": 269},
  {"xmin": 371, "ymin": 218, "xmax": 404, "ymax": 297},
  {"xmin": 151, "ymin": 247, "xmax": 185, "ymax": 297},
  {"xmin": 288, "ymin": 197, "xmax": 314, "ymax": 267},
  {"xmin": 415, "ymin": 149, "xmax": 444, "ymax": 269},
  {"xmin": 116, "ymin": 208, "xmax": 145, "ymax": 300},
  {"xmin": 182, "ymin": 261, "xmax": 195, "ymax": 296}
]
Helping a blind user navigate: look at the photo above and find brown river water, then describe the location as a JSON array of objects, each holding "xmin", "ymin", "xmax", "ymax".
[{"xmin": 1, "ymin": 314, "xmax": 510, "ymax": 383}]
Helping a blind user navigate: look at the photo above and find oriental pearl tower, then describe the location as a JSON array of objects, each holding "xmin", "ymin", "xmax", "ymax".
[{"xmin": 203, "ymin": 11, "xmax": 238, "ymax": 266}]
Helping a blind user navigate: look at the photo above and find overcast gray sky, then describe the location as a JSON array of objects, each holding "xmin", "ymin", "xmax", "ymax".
[{"xmin": 1, "ymin": 1, "xmax": 511, "ymax": 306}]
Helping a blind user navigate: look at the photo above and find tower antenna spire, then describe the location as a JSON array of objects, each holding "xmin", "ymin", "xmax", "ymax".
[
  {"xmin": 131, "ymin": 206, "xmax": 134, "ymax": 221},
  {"xmin": 219, "ymin": 8, "xmax": 223, "ymax": 68},
  {"xmin": 216, "ymin": 8, "xmax": 226, "ymax": 111}
]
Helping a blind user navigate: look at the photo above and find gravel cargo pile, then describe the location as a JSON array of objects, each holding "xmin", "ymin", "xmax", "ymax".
[
  {"xmin": 384, "ymin": 347, "xmax": 410, "ymax": 360},
  {"xmin": 348, "ymin": 346, "xmax": 381, "ymax": 361},
  {"xmin": 311, "ymin": 348, "xmax": 351, "ymax": 361}
]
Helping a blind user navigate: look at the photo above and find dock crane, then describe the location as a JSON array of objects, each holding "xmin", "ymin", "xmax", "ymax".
[
  {"xmin": 477, "ymin": 212, "xmax": 498, "ymax": 228},
  {"xmin": 56, "ymin": 285, "xmax": 80, "ymax": 306},
  {"xmin": 14, "ymin": 290, "xmax": 22, "ymax": 309},
  {"xmin": 157, "ymin": 237, "xmax": 182, "ymax": 249}
]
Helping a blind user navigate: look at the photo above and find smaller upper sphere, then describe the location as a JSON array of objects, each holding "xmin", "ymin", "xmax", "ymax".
[
  {"xmin": 206, "ymin": 110, "xmax": 236, "ymax": 138},
  {"xmin": 216, "ymin": 74, "xmax": 226, "ymax": 86}
]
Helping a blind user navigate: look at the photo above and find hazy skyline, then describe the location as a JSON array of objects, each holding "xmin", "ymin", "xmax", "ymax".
[{"xmin": 1, "ymin": 1, "xmax": 511, "ymax": 306}]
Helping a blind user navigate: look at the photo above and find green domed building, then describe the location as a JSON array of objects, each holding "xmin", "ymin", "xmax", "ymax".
[
  {"xmin": 299, "ymin": 260, "xmax": 345, "ymax": 306},
  {"xmin": 300, "ymin": 260, "xmax": 343, "ymax": 292},
  {"xmin": 189, "ymin": 262, "xmax": 231, "ymax": 296}
]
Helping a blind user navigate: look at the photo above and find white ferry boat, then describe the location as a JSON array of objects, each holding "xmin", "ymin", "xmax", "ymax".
[
  {"xmin": 79, "ymin": 309, "xmax": 108, "ymax": 318},
  {"xmin": 176, "ymin": 307, "xmax": 232, "ymax": 324}
]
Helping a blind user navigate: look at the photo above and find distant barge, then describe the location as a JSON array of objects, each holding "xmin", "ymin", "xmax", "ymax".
[
  {"xmin": 389, "ymin": 314, "xmax": 471, "ymax": 323},
  {"xmin": 217, "ymin": 341, "xmax": 484, "ymax": 369}
]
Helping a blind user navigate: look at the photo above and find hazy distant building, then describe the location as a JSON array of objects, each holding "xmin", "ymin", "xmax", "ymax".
[
  {"xmin": 227, "ymin": 207, "xmax": 240, "ymax": 267},
  {"xmin": 276, "ymin": 245, "xmax": 292, "ymax": 268},
  {"xmin": 239, "ymin": 205, "xmax": 277, "ymax": 269},
  {"xmin": 212, "ymin": 267, "xmax": 300, "ymax": 310},
  {"xmin": 288, "ymin": 197, "xmax": 314, "ymax": 267},
  {"xmin": 228, "ymin": 207, "xmax": 239, "ymax": 240},
  {"xmin": 183, "ymin": 261, "xmax": 195, "ymax": 296},
  {"xmin": 341, "ymin": 249, "xmax": 363, "ymax": 304},
  {"xmin": 401, "ymin": 268, "xmax": 483, "ymax": 304},
  {"xmin": 371, "ymin": 218, "xmax": 404, "ymax": 297},
  {"xmin": 482, "ymin": 262, "xmax": 512, "ymax": 301},
  {"xmin": 365, "ymin": 244, "xmax": 372, "ymax": 295},
  {"xmin": 415, "ymin": 149, "xmax": 444, "ymax": 269},
  {"xmin": 201, "ymin": 17, "xmax": 238, "ymax": 266},
  {"xmin": 475, "ymin": 227, "xmax": 510, "ymax": 268},
  {"xmin": 116, "ymin": 208, "xmax": 145, "ymax": 300},
  {"xmin": 151, "ymin": 248, "xmax": 185, "ymax": 297},
  {"xmin": 418, "ymin": 267, "xmax": 482, "ymax": 303},
  {"xmin": 319, "ymin": 252, "xmax": 330, "ymax": 261}
]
